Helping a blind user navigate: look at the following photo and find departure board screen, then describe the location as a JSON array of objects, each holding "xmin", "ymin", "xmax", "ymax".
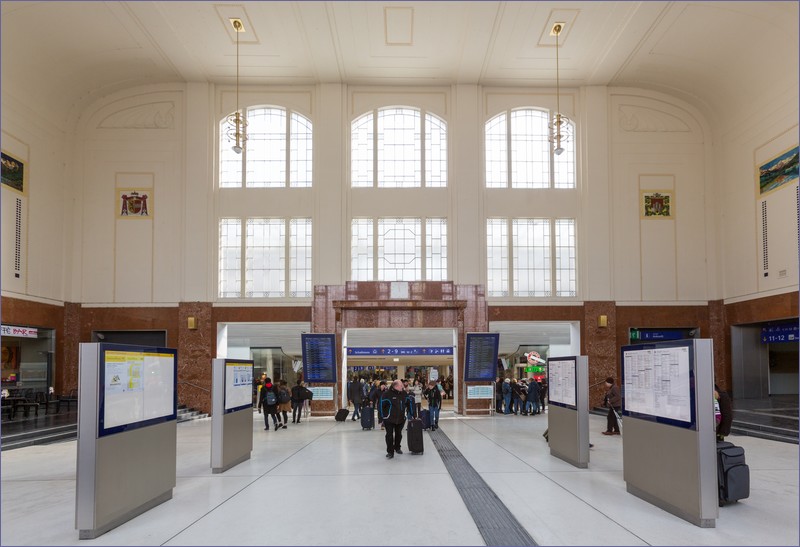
[
  {"xmin": 301, "ymin": 333, "xmax": 336, "ymax": 383},
  {"xmin": 464, "ymin": 333, "xmax": 500, "ymax": 381}
]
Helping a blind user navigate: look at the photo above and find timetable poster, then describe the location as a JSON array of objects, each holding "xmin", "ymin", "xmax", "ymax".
[
  {"xmin": 623, "ymin": 345, "xmax": 692, "ymax": 424},
  {"xmin": 101, "ymin": 348, "xmax": 175, "ymax": 433},
  {"xmin": 464, "ymin": 333, "xmax": 500, "ymax": 381},
  {"xmin": 301, "ymin": 334, "xmax": 336, "ymax": 383},
  {"xmin": 547, "ymin": 358, "xmax": 577, "ymax": 408},
  {"xmin": 225, "ymin": 361, "xmax": 253, "ymax": 412}
]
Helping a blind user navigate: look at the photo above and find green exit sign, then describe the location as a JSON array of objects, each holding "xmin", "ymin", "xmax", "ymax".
[{"xmin": 524, "ymin": 366, "xmax": 545, "ymax": 373}]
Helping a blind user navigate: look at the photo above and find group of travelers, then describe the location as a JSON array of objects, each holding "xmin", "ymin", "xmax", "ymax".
[
  {"xmin": 256, "ymin": 374, "xmax": 314, "ymax": 431},
  {"xmin": 495, "ymin": 376, "xmax": 547, "ymax": 415},
  {"xmin": 347, "ymin": 376, "xmax": 445, "ymax": 431}
]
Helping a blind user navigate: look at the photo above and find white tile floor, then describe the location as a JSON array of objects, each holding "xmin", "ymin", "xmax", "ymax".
[{"xmin": 1, "ymin": 411, "xmax": 797, "ymax": 546}]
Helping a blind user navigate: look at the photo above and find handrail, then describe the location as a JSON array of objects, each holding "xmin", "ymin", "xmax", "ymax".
[{"xmin": 178, "ymin": 381, "xmax": 210, "ymax": 393}]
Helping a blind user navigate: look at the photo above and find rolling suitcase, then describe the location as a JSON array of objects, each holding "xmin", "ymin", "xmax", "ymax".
[
  {"xmin": 361, "ymin": 405, "xmax": 375, "ymax": 430},
  {"xmin": 407, "ymin": 418, "xmax": 424, "ymax": 455},
  {"xmin": 717, "ymin": 441, "xmax": 750, "ymax": 505},
  {"xmin": 335, "ymin": 408, "xmax": 349, "ymax": 422},
  {"xmin": 419, "ymin": 409, "xmax": 431, "ymax": 430}
]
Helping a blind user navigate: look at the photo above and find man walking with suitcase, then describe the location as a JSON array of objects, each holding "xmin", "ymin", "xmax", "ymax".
[{"xmin": 381, "ymin": 379, "xmax": 407, "ymax": 459}]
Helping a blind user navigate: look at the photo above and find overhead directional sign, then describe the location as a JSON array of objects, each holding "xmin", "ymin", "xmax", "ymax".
[{"xmin": 346, "ymin": 347, "xmax": 453, "ymax": 356}]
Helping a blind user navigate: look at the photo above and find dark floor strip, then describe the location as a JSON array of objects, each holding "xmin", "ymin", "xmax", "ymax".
[{"xmin": 429, "ymin": 427, "xmax": 538, "ymax": 547}]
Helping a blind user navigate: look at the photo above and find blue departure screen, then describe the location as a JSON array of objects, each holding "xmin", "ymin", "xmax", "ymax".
[
  {"xmin": 301, "ymin": 334, "xmax": 336, "ymax": 383},
  {"xmin": 464, "ymin": 333, "xmax": 500, "ymax": 381}
]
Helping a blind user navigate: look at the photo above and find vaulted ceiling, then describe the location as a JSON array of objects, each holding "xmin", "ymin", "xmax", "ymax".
[{"xmin": 2, "ymin": 1, "xmax": 797, "ymax": 131}]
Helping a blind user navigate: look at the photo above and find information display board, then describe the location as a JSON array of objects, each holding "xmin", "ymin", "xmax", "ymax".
[
  {"xmin": 466, "ymin": 385, "xmax": 493, "ymax": 399},
  {"xmin": 301, "ymin": 333, "xmax": 336, "ymax": 383},
  {"xmin": 224, "ymin": 360, "xmax": 253, "ymax": 413},
  {"xmin": 547, "ymin": 357, "xmax": 577, "ymax": 409},
  {"xmin": 307, "ymin": 386, "xmax": 334, "ymax": 400},
  {"xmin": 621, "ymin": 340, "xmax": 696, "ymax": 429},
  {"xmin": 98, "ymin": 343, "xmax": 177, "ymax": 437},
  {"xmin": 464, "ymin": 333, "xmax": 500, "ymax": 381}
]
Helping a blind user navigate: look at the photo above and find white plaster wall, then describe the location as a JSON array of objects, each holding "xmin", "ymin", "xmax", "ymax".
[
  {"xmin": 7, "ymin": 77, "xmax": 795, "ymax": 308},
  {"xmin": 1, "ymin": 93, "xmax": 67, "ymax": 303},
  {"xmin": 74, "ymin": 86, "xmax": 184, "ymax": 304},
  {"xmin": 609, "ymin": 89, "xmax": 711, "ymax": 303},
  {"xmin": 718, "ymin": 99, "xmax": 799, "ymax": 302}
]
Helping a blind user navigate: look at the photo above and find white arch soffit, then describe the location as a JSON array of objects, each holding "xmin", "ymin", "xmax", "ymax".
[
  {"xmin": 344, "ymin": 327, "xmax": 455, "ymax": 348},
  {"xmin": 488, "ymin": 321, "xmax": 575, "ymax": 357},
  {"xmin": 223, "ymin": 321, "xmax": 311, "ymax": 358}
]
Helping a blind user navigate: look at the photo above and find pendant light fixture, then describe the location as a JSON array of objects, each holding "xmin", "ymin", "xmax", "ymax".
[
  {"xmin": 548, "ymin": 22, "xmax": 572, "ymax": 156},
  {"xmin": 226, "ymin": 18, "xmax": 247, "ymax": 154}
]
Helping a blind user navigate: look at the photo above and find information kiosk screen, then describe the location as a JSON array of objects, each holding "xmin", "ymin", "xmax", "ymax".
[
  {"xmin": 620, "ymin": 340, "xmax": 697, "ymax": 429},
  {"xmin": 547, "ymin": 357, "xmax": 577, "ymax": 409},
  {"xmin": 98, "ymin": 343, "xmax": 177, "ymax": 437},
  {"xmin": 224, "ymin": 360, "xmax": 254, "ymax": 413}
]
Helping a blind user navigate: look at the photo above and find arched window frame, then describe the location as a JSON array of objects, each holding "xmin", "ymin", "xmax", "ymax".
[
  {"xmin": 219, "ymin": 105, "xmax": 313, "ymax": 188},
  {"xmin": 485, "ymin": 107, "xmax": 575, "ymax": 189},
  {"xmin": 351, "ymin": 106, "xmax": 448, "ymax": 188}
]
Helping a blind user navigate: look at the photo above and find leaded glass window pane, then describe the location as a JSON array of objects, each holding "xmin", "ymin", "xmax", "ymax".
[
  {"xmin": 219, "ymin": 219, "xmax": 242, "ymax": 297},
  {"xmin": 378, "ymin": 108, "xmax": 421, "ymax": 188},
  {"xmin": 378, "ymin": 218, "xmax": 421, "ymax": 280},
  {"xmin": 486, "ymin": 219, "xmax": 509, "ymax": 297}
]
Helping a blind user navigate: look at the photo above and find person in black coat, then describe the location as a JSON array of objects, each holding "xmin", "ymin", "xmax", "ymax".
[
  {"xmin": 349, "ymin": 378, "xmax": 363, "ymax": 421},
  {"xmin": 260, "ymin": 378, "xmax": 282, "ymax": 431},
  {"xmin": 380, "ymin": 379, "xmax": 407, "ymax": 459},
  {"xmin": 602, "ymin": 377, "xmax": 622, "ymax": 435}
]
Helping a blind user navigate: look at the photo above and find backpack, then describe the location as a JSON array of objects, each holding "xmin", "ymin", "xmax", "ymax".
[
  {"xmin": 303, "ymin": 387, "xmax": 314, "ymax": 400},
  {"xmin": 264, "ymin": 389, "xmax": 277, "ymax": 406},
  {"xmin": 278, "ymin": 388, "xmax": 291, "ymax": 404}
]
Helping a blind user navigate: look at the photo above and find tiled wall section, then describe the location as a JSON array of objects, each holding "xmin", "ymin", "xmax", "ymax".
[{"xmin": 1, "ymin": 290, "xmax": 796, "ymax": 415}]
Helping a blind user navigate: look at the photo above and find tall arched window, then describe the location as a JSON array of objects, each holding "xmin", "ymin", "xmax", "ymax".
[
  {"xmin": 485, "ymin": 108, "xmax": 575, "ymax": 188},
  {"xmin": 351, "ymin": 107, "xmax": 447, "ymax": 187},
  {"xmin": 220, "ymin": 106, "xmax": 312, "ymax": 188}
]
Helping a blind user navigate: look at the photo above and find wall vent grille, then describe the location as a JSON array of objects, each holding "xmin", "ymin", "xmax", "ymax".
[
  {"xmin": 761, "ymin": 200, "xmax": 768, "ymax": 275},
  {"xmin": 14, "ymin": 198, "xmax": 22, "ymax": 277}
]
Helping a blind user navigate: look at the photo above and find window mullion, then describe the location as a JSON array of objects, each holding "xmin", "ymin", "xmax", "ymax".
[
  {"xmin": 285, "ymin": 218, "xmax": 292, "ymax": 297},
  {"xmin": 506, "ymin": 111, "xmax": 512, "ymax": 188},
  {"xmin": 507, "ymin": 218, "xmax": 514, "ymax": 297},
  {"xmin": 421, "ymin": 112, "xmax": 426, "ymax": 188},
  {"xmin": 421, "ymin": 217, "xmax": 427, "ymax": 280},
  {"xmin": 550, "ymin": 218, "xmax": 557, "ymax": 298},
  {"xmin": 240, "ymin": 218, "xmax": 247, "ymax": 298},
  {"xmin": 242, "ymin": 109, "xmax": 248, "ymax": 188},
  {"xmin": 373, "ymin": 110, "xmax": 378, "ymax": 188},
  {"xmin": 373, "ymin": 218, "xmax": 379, "ymax": 280},
  {"xmin": 285, "ymin": 111, "xmax": 291, "ymax": 188}
]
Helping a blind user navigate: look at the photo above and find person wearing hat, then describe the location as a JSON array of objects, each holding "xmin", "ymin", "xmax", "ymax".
[{"xmin": 602, "ymin": 377, "xmax": 621, "ymax": 435}]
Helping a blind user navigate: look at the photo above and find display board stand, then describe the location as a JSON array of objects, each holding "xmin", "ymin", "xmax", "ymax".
[
  {"xmin": 75, "ymin": 344, "xmax": 177, "ymax": 540},
  {"xmin": 547, "ymin": 356, "xmax": 589, "ymax": 468},
  {"xmin": 211, "ymin": 359, "xmax": 254, "ymax": 473},
  {"xmin": 622, "ymin": 339, "xmax": 718, "ymax": 528}
]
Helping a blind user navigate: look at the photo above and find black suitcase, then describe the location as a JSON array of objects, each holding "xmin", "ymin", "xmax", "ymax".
[
  {"xmin": 717, "ymin": 441, "xmax": 750, "ymax": 504},
  {"xmin": 419, "ymin": 409, "xmax": 431, "ymax": 430},
  {"xmin": 335, "ymin": 408, "xmax": 349, "ymax": 422},
  {"xmin": 407, "ymin": 418, "xmax": 424, "ymax": 455},
  {"xmin": 361, "ymin": 405, "xmax": 375, "ymax": 430}
]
